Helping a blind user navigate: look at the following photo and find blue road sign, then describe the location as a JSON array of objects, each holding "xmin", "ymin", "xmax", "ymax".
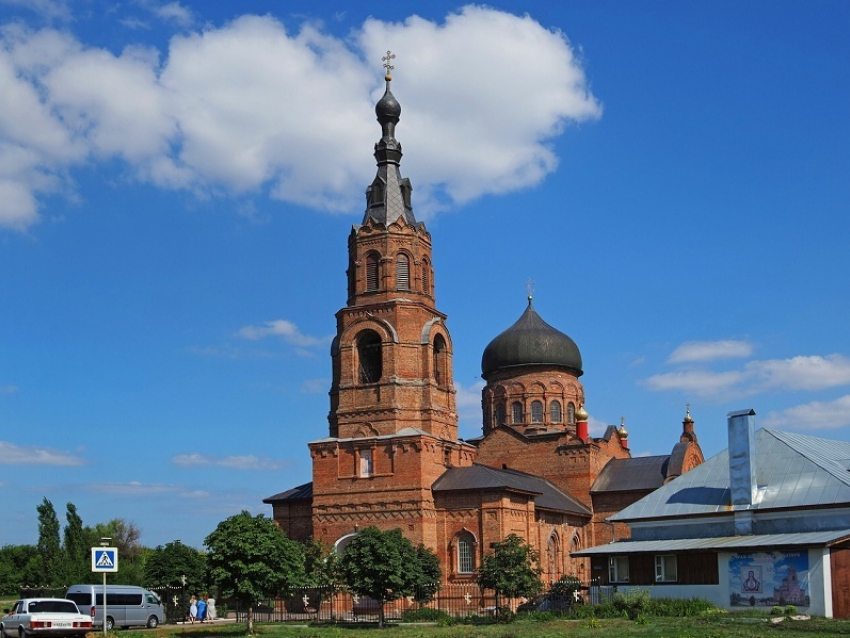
[{"xmin": 91, "ymin": 547, "xmax": 119, "ymax": 572}]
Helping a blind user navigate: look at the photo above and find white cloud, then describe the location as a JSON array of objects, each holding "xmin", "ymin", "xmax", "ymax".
[
  {"xmin": 643, "ymin": 369, "xmax": 748, "ymax": 396},
  {"xmin": 645, "ymin": 350, "xmax": 850, "ymax": 398},
  {"xmin": 587, "ymin": 415, "xmax": 608, "ymax": 437},
  {"xmin": 236, "ymin": 319, "xmax": 327, "ymax": 348},
  {"xmin": 668, "ymin": 340, "xmax": 754, "ymax": 364},
  {"xmin": 145, "ymin": 1, "xmax": 194, "ymax": 28},
  {"xmin": 747, "ymin": 355, "xmax": 850, "ymax": 391},
  {"xmin": 0, "ymin": 441, "xmax": 85, "ymax": 465},
  {"xmin": 0, "ymin": 0, "xmax": 71, "ymax": 22},
  {"xmin": 172, "ymin": 453, "xmax": 285, "ymax": 471},
  {"xmin": 87, "ymin": 481, "xmax": 177, "ymax": 494},
  {"xmin": 0, "ymin": 6, "xmax": 600, "ymax": 230},
  {"xmin": 762, "ymin": 395, "xmax": 850, "ymax": 430}
]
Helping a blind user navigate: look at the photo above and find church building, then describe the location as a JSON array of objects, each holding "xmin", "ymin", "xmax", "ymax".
[{"xmin": 264, "ymin": 63, "xmax": 704, "ymax": 584}]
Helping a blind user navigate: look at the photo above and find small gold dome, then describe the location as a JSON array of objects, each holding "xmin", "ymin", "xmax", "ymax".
[
  {"xmin": 618, "ymin": 416, "xmax": 629, "ymax": 438},
  {"xmin": 576, "ymin": 405, "xmax": 589, "ymax": 422}
]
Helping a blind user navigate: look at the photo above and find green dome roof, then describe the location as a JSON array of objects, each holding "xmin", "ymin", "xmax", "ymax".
[{"xmin": 481, "ymin": 298, "xmax": 583, "ymax": 378}]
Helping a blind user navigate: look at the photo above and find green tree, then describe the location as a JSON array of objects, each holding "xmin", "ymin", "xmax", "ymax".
[
  {"xmin": 0, "ymin": 544, "xmax": 39, "ymax": 595},
  {"xmin": 477, "ymin": 534, "xmax": 542, "ymax": 601},
  {"xmin": 62, "ymin": 503, "xmax": 88, "ymax": 585},
  {"xmin": 337, "ymin": 527, "xmax": 431, "ymax": 627},
  {"xmin": 85, "ymin": 519, "xmax": 145, "ymax": 585},
  {"xmin": 205, "ymin": 511, "xmax": 304, "ymax": 634},
  {"xmin": 36, "ymin": 498, "xmax": 62, "ymax": 586},
  {"xmin": 413, "ymin": 543, "xmax": 442, "ymax": 604},
  {"xmin": 143, "ymin": 541, "xmax": 206, "ymax": 590}
]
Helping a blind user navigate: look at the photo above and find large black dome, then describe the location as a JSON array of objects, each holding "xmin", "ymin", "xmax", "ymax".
[{"xmin": 481, "ymin": 298, "xmax": 583, "ymax": 378}]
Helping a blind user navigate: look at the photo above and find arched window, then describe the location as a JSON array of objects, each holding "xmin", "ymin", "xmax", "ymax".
[
  {"xmin": 550, "ymin": 400, "xmax": 563, "ymax": 423},
  {"xmin": 494, "ymin": 403, "xmax": 505, "ymax": 426},
  {"xmin": 547, "ymin": 534, "xmax": 561, "ymax": 582},
  {"xmin": 357, "ymin": 330, "xmax": 382, "ymax": 383},
  {"xmin": 457, "ymin": 532, "xmax": 475, "ymax": 574},
  {"xmin": 433, "ymin": 335, "xmax": 447, "ymax": 385},
  {"xmin": 335, "ymin": 533, "xmax": 358, "ymax": 555},
  {"xmin": 366, "ymin": 253, "xmax": 380, "ymax": 291},
  {"xmin": 567, "ymin": 402, "xmax": 576, "ymax": 425},
  {"xmin": 396, "ymin": 253, "xmax": 410, "ymax": 290},
  {"xmin": 422, "ymin": 258, "xmax": 431, "ymax": 294},
  {"xmin": 512, "ymin": 402, "xmax": 524, "ymax": 424},
  {"xmin": 531, "ymin": 400, "xmax": 544, "ymax": 423}
]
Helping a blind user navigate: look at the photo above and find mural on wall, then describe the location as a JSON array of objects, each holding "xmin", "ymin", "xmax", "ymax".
[{"xmin": 729, "ymin": 551, "xmax": 810, "ymax": 608}]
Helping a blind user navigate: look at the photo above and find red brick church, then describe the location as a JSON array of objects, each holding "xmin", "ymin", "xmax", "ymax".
[{"xmin": 265, "ymin": 65, "xmax": 704, "ymax": 584}]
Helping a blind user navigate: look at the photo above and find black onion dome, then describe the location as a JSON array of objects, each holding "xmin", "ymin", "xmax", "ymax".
[
  {"xmin": 376, "ymin": 86, "xmax": 401, "ymax": 123},
  {"xmin": 481, "ymin": 298, "xmax": 583, "ymax": 378}
]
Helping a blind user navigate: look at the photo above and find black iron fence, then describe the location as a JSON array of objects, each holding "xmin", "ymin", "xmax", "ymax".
[{"xmin": 236, "ymin": 580, "xmax": 614, "ymax": 623}]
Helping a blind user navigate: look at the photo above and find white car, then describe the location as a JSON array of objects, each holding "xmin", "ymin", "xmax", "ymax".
[{"xmin": 1, "ymin": 599, "xmax": 93, "ymax": 638}]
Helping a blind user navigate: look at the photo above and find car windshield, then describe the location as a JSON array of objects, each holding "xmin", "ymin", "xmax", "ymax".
[{"xmin": 28, "ymin": 601, "xmax": 79, "ymax": 614}]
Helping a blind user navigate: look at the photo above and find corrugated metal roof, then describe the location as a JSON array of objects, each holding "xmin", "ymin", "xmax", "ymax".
[
  {"xmin": 592, "ymin": 455, "xmax": 670, "ymax": 493},
  {"xmin": 433, "ymin": 464, "xmax": 592, "ymax": 516},
  {"xmin": 263, "ymin": 482, "xmax": 313, "ymax": 503},
  {"xmin": 573, "ymin": 529, "xmax": 850, "ymax": 556},
  {"xmin": 611, "ymin": 428, "xmax": 850, "ymax": 522}
]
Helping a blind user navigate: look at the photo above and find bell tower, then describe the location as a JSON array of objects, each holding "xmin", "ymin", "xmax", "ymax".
[
  {"xmin": 308, "ymin": 56, "xmax": 474, "ymax": 551},
  {"xmin": 327, "ymin": 56, "xmax": 458, "ymax": 442}
]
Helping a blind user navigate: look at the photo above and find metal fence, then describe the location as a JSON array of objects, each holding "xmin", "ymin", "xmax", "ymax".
[{"xmin": 236, "ymin": 580, "xmax": 614, "ymax": 623}]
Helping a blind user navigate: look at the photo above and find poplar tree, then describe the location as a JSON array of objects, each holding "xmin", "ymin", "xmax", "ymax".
[
  {"xmin": 62, "ymin": 502, "xmax": 87, "ymax": 585},
  {"xmin": 36, "ymin": 497, "xmax": 61, "ymax": 587}
]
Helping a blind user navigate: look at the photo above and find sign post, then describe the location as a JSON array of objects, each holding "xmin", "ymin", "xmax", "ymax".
[{"xmin": 92, "ymin": 543, "xmax": 118, "ymax": 636}]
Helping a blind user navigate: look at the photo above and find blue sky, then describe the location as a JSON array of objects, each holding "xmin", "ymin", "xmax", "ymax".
[{"xmin": 1, "ymin": 0, "xmax": 848, "ymax": 550}]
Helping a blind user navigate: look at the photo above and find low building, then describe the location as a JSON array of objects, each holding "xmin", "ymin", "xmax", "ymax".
[{"xmin": 575, "ymin": 409, "xmax": 850, "ymax": 617}]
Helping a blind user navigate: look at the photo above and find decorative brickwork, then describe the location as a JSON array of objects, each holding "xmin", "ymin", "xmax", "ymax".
[{"xmin": 264, "ymin": 69, "xmax": 704, "ymax": 585}]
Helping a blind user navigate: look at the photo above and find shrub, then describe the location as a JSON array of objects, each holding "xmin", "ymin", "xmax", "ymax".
[
  {"xmin": 771, "ymin": 605, "xmax": 784, "ymax": 615},
  {"xmin": 496, "ymin": 607, "xmax": 516, "ymax": 623},
  {"xmin": 785, "ymin": 605, "xmax": 798, "ymax": 616},
  {"xmin": 400, "ymin": 607, "xmax": 452, "ymax": 623}
]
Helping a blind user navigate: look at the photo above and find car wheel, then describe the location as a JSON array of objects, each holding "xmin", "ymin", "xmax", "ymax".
[
  {"xmin": 105, "ymin": 617, "xmax": 114, "ymax": 631},
  {"xmin": 18, "ymin": 627, "xmax": 26, "ymax": 638},
  {"xmin": 146, "ymin": 616, "xmax": 158, "ymax": 629}
]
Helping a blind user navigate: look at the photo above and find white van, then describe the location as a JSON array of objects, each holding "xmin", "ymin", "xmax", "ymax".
[{"xmin": 65, "ymin": 585, "xmax": 164, "ymax": 630}]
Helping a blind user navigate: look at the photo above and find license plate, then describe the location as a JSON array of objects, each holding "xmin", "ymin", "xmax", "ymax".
[{"xmin": 52, "ymin": 622, "xmax": 72, "ymax": 628}]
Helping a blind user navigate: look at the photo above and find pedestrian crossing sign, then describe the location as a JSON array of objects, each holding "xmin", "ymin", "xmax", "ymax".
[{"xmin": 91, "ymin": 547, "xmax": 119, "ymax": 572}]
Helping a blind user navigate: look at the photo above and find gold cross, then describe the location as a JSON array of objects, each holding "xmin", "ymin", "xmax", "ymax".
[{"xmin": 383, "ymin": 50, "xmax": 396, "ymax": 78}]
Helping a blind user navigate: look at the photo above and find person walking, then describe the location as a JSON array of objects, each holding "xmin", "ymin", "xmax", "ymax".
[
  {"xmin": 205, "ymin": 595, "xmax": 217, "ymax": 621},
  {"xmin": 189, "ymin": 595, "xmax": 197, "ymax": 624},
  {"xmin": 197, "ymin": 596, "xmax": 207, "ymax": 623}
]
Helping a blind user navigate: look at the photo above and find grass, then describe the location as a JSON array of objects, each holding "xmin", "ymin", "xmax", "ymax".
[{"xmin": 110, "ymin": 615, "xmax": 850, "ymax": 638}]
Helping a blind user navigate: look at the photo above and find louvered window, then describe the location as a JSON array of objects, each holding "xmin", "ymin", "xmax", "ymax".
[
  {"xmin": 366, "ymin": 254, "xmax": 380, "ymax": 291},
  {"xmin": 567, "ymin": 402, "xmax": 576, "ymax": 425},
  {"xmin": 396, "ymin": 253, "xmax": 410, "ymax": 290},
  {"xmin": 550, "ymin": 400, "xmax": 562, "ymax": 423}
]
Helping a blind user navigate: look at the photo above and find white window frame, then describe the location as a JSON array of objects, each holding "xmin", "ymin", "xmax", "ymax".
[
  {"xmin": 655, "ymin": 554, "xmax": 677, "ymax": 582},
  {"xmin": 457, "ymin": 534, "xmax": 474, "ymax": 574},
  {"xmin": 359, "ymin": 449, "xmax": 374, "ymax": 477},
  {"xmin": 609, "ymin": 556, "xmax": 629, "ymax": 583}
]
